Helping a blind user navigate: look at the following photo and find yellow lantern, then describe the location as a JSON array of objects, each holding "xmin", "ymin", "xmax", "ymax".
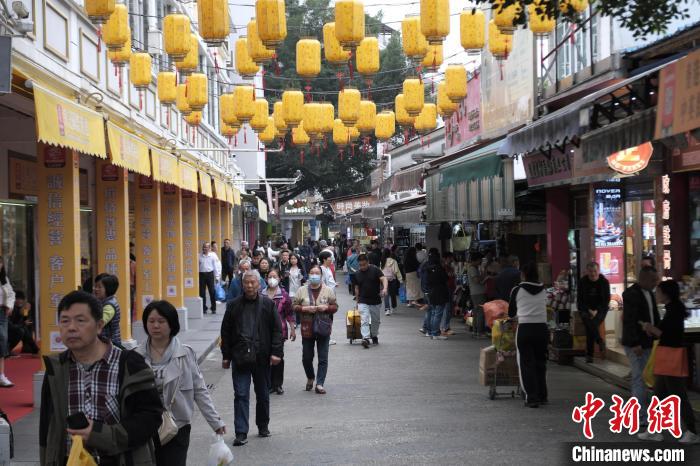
[
  {"xmin": 320, "ymin": 103, "xmax": 335, "ymax": 134},
  {"xmin": 528, "ymin": 1, "xmax": 555, "ymax": 37},
  {"xmin": 175, "ymin": 34, "xmax": 199, "ymax": 76},
  {"xmin": 158, "ymin": 72, "xmax": 177, "ymax": 105},
  {"xmin": 394, "ymin": 94, "xmax": 415, "ymax": 126},
  {"xmin": 460, "ymin": 8, "xmax": 486, "ymax": 55},
  {"xmin": 302, "ymin": 103, "xmax": 323, "ymax": 140},
  {"xmin": 445, "ymin": 64, "xmax": 467, "ymax": 103},
  {"xmin": 560, "ymin": 0, "xmax": 589, "ymax": 14},
  {"xmin": 323, "ymin": 22, "xmax": 351, "ymax": 66},
  {"xmin": 198, "ymin": 0, "xmax": 230, "ymax": 46},
  {"xmin": 488, "ymin": 20, "xmax": 512, "ymax": 60},
  {"xmin": 247, "ymin": 20, "xmax": 276, "ymax": 64},
  {"xmin": 273, "ymin": 101, "xmax": 287, "ymax": 134},
  {"xmin": 335, "ymin": 0, "xmax": 365, "ymax": 49},
  {"xmin": 375, "ymin": 110, "xmax": 396, "ymax": 141},
  {"xmin": 356, "ymin": 37, "xmax": 380, "ymax": 78},
  {"xmin": 259, "ymin": 117, "xmax": 277, "ymax": 144},
  {"xmin": 186, "ymin": 73, "xmax": 207, "ymax": 111},
  {"xmin": 403, "ymin": 78, "xmax": 424, "ymax": 117},
  {"xmin": 414, "ymin": 103, "xmax": 437, "ymax": 134},
  {"xmin": 234, "ymin": 84, "xmax": 256, "ymax": 123},
  {"xmin": 85, "ymin": 0, "xmax": 115, "ymax": 25},
  {"xmin": 103, "ymin": 4, "xmax": 129, "ymax": 52},
  {"xmin": 177, "ymin": 84, "xmax": 191, "ymax": 115},
  {"xmin": 437, "ymin": 82, "xmax": 458, "ymax": 117},
  {"xmin": 356, "ymin": 100, "xmax": 376, "ymax": 135},
  {"xmin": 296, "ymin": 38, "xmax": 322, "ymax": 79},
  {"xmin": 333, "ymin": 118, "xmax": 351, "ymax": 146},
  {"xmin": 235, "ymin": 37, "xmax": 260, "ymax": 78},
  {"xmin": 401, "ymin": 14, "xmax": 429, "ymax": 62},
  {"xmin": 420, "ymin": 0, "xmax": 449, "ymax": 45},
  {"xmin": 422, "ymin": 43, "xmax": 443, "ymax": 71},
  {"xmin": 220, "ymin": 118, "xmax": 238, "ymax": 138},
  {"xmin": 282, "ymin": 89, "xmax": 304, "ymax": 128},
  {"xmin": 292, "ymin": 122, "xmax": 310, "ymax": 147},
  {"xmin": 108, "ymin": 27, "xmax": 131, "ymax": 67},
  {"xmin": 185, "ymin": 111, "xmax": 203, "ymax": 127},
  {"xmin": 130, "ymin": 52, "xmax": 152, "ymax": 89},
  {"xmin": 348, "ymin": 124, "xmax": 360, "ymax": 142},
  {"xmin": 256, "ymin": 0, "xmax": 287, "ymax": 48},
  {"xmin": 163, "ymin": 14, "xmax": 191, "ymax": 60},
  {"xmin": 250, "ymin": 98, "xmax": 270, "ymax": 133},
  {"xmin": 493, "ymin": 0, "xmax": 523, "ymax": 35},
  {"xmin": 338, "ymin": 87, "xmax": 361, "ymax": 127},
  {"xmin": 220, "ymin": 93, "xmax": 238, "ymax": 126}
]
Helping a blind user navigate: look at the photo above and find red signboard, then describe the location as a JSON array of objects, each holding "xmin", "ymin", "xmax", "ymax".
[
  {"xmin": 44, "ymin": 145, "xmax": 66, "ymax": 168},
  {"xmin": 138, "ymin": 175, "xmax": 154, "ymax": 189},
  {"xmin": 607, "ymin": 142, "xmax": 654, "ymax": 175},
  {"xmin": 445, "ymin": 74, "xmax": 482, "ymax": 150},
  {"xmin": 524, "ymin": 151, "xmax": 572, "ymax": 187},
  {"xmin": 101, "ymin": 163, "xmax": 119, "ymax": 181}
]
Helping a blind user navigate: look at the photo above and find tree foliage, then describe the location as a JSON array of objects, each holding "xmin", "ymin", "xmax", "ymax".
[{"xmin": 263, "ymin": 0, "xmax": 408, "ymax": 203}]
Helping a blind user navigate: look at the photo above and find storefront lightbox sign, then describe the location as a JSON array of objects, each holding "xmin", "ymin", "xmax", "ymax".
[
  {"xmin": 655, "ymin": 48, "xmax": 700, "ymax": 139},
  {"xmin": 594, "ymin": 185, "xmax": 624, "ymax": 283},
  {"xmin": 661, "ymin": 175, "xmax": 672, "ymax": 279},
  {"xmin": 607, "ymin": 142, "xmax": 654, "ymax": 175},
  {"xmin": 689, "ymin": 175, "xmax": 700, "ymax": 274},
  {"xmin": 445, "ymin": 74, "xmax": 482, "ymax": 150},
  {"xmin": 523, "ymin": 151, "xmax": 572, "ymax": 187}
]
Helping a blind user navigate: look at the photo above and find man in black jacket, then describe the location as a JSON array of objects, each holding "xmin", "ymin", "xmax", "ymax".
[
  {"xmin": 368, "ymin": 240, "xmax": 382, "ymax": 267},
  {"xmin": 221, "ymin": 270, "xmax": 283, "ymax": 447},
  {"xmin": 622, "ymin": 266, "xmax": 660, "ymax": 428},
  {"xmin": 495, "ymin": 255, "xmax": 521, "ymax": 302},
  {"xmin": 426, "ymin": 252, "xmax": 450, "ymax": 340},
  {"xmin": 221, "ymin": 239, "xmax": 237, "ymax": 284},
  {"xmin": 577, "ymin": 262, "xmax": 611, "ymax": 362}
]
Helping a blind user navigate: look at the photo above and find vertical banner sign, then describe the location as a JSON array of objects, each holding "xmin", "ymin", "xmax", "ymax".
[
  {"xmin": 96, "ymin": 160, "xmax": 131, "ymax": 339},
  {"xmin": 37, "ymin": 145, "xmax": 81, "ymax": 355},
  {"xmin": 219, "ymin": 201, "xmax": 227, "ymax": 244},
  {"xmin": 211, "ymin": 198, "xmax": 221, "ymax": 248},
  {"xmin": 689, "ymin": 175, "xmax": 700, "ymax": 274},
  {"xmin": 222, "ymin": 201, "xmax": 232, "ymax": 243},
  {"xmin": 198, "ymin": 194, "xmax": 211, "ymax": 250},
  {"xmin": 161, "ymin": 183, "xmax": 184, "ymax": 307},
  {"xmin": 593, "ymin": 184, "xmax": 625, "ymax": 286},
  {"xmin": 134, "ymin": 176, "xmax": 162, "ymax": 320},
  {"xmin": 181, "ymin": 190, "xmax": 199, "ymax": 294},
  {"xmin": 660, "ymin": 175, "xmax": 672, "ymax": 279}
]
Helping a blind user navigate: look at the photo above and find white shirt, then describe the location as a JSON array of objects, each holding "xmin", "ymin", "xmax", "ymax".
[
  {"xmin": 321, "ymin": 265, "xmax": 337, "ymax": 290},
  {"xmin": 642, "ymin": 289, "xmax": 655, "ymax": 326},
  {"xmin": 199, "ymin": 252, "xmax": 220, "ymax": 279},
  {"xmin": 416, "ymin": 249, "xmax": 427, "ymax": 264}
]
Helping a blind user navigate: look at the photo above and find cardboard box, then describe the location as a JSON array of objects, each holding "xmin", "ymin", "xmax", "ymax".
[{"xmin": 479, "ymin": 345, "xmax": 497, "ymax": 370}]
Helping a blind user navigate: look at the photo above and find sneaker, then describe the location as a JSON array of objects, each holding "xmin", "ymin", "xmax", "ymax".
[
  {"xmin": 372, "ymin": 337, "xmax": 379, "ymax": 345},
  {"xmin": 637, "ymin": 432, "xmax": 664, "ymax": 442},
  {"xmin": 418, "ymin": 328, "xmax": 426, "ymax": 334},
  {"xmin": 679, "ymin": 431, "xmax": 700, "ymax": 444},
  {"xmin": 362, "ymin": 339, "xmax": 370, "ymax": 349},
  {"xmin": 258, "ymin": 427, "xmax": 271, "ymax": 438},
  {"xmin": 385, "ymin": 309, "xmax": 392, "ymax": 316},
  {"xmin": 432, "ymin": 335, "xmax": 448, "ymax": 340},
  {"xmin": 0, "ymin": 375, "xmax": 14, "ymax": 388},
  {"xmin": 233, "ymin": 433, "xmax": 248, "ymax": 446},
  {"xmin": 329, "ymin": 339, "xmax": 337, "ymax": 346}
]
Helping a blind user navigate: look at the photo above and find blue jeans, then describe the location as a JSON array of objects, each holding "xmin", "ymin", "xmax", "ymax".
[
  {"xmin": 440, "ymin": 295, "xmax": 453, "ymax": 331},
  {"xmin": 231, "ymin": 362, "xmax": 271, "ymax": 435},
  {"xmin": 624, "ymin": 346, "xmax": 651, "ymax": 426},
  {"xmin": 302, "ymin": 336, "xmax": 330, "ymax": 386},
  {"xmin": 429, "ymin": 304, "xmax": 446, "ymax": 336}
]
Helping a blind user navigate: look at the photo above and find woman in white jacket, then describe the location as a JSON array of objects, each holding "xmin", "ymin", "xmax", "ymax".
[
  {"xmin": 0, "ymin": 257, "xmax": 16, "ymax": 387},
  {"xmin": 136, "ymin": 300, "xmax": 226, "ymax": 465}
]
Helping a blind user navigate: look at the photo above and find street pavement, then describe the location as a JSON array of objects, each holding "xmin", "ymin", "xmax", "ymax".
[{"xmin": 186, "ymin": 276, "xmax": 636, "ymax": 466}]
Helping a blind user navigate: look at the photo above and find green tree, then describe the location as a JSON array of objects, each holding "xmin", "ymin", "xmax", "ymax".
[{"xmin": 263, "ymin": 0, "xmax": 408, "ymax": 203}]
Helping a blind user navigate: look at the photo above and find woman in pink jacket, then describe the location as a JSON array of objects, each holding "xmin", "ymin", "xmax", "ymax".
[{"xmin": 266, "ymin": 269, "xmax": 296, "ymax": 395}]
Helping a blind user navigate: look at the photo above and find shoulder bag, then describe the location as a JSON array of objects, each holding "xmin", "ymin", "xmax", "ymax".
[
  {"xmin": 232, "ymin": 299, "xmax": 261, "ymax": 370},
  {"xmin": 158, "ymin": 358, "xmax": 182, "ymax": 445},
  {"xmin": 652, "ymin": 345, "xmax": 689, "ymax": 378},
  {"xmin": 309, "ymin": 287, "xmax": 333, "ymax": 338}
]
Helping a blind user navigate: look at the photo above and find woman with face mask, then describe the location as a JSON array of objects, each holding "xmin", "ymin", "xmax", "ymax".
[
  {"xmin": 266, "ymin": 269, "xmax": 295, "ymax": 395},
  {"xmin": 292, "ymin": 265, "xmax": 338, "ymax": 394}
]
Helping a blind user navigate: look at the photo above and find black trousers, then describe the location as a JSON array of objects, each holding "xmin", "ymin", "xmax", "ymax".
[
  {"xmin": 7, "ymin": 322, "xmax": 39, "ymax": 353},
  {"xmin": 199, "ymin": 271, "xmax": 216, "ymax": 312},
  {"xmin": 581, "ymin": 310, "xmax": 607, "ymax": 357},
  {"xmin": 155, "ymin": 424, "xmax": 191, "ymax": 466},
  {"xmin": 516, "ymin": 323, "xmax": 549, "ymax": 403},
  {"xmin": 654, "ymin": 374, "xmax": 697, "ymax": 434},
  {"xmin": 271, "ymin": 342, "xmax": 285, "ymax": 389},
  {"xmin": 222, "ymin": 269, "xmax": 234, "ymax": 284}
]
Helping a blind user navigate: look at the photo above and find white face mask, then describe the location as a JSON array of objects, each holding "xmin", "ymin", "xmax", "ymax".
[
  {"xmin": 267, "ymin": 277, "xmax": 279, "ymax": 289},
  {"xmin": 308, "ymin": 274, "xmax": 322, "ymax": 285}
]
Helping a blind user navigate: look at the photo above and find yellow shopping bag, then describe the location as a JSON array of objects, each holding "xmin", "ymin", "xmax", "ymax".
[
  {"xmin": 642, "ymin": 341, "xmax": 659, "ymax": 389},
  {"xmin": 67, "ymin": 435, "xmax": 97, "ymax": 466}
]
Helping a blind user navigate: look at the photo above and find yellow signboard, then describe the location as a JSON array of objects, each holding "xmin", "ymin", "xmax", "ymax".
[
  {"xmin": 34, "ymin": 84, "xmax": 107, "ymax": 158},
  {"xmin": 152, "ymin": 148, "xmax": 180, "ymax": 186},
  {"xmin": 213, "ymin": 176, "xmax": 227, "ymax": 202},
  {"xmin": 106, "ymin": 122, "xmax": 151, "ymax": 176},
  {"xmin": 199, "ymin": 172, "xmax": 213, "ymax": 197},
  {"xmin": 161, "ymin": 184, "xmax": 184, "ymax": 308},
  {"xmin": 180, "ymin": 163, "xmax": 198, "ymax": 193},
  {"xmin": 134, "ymin": 177, "xmax": 162, "ymax": 321},
  {"xmin": 232, "ymin": 186, "xmax": 241, "ymax": 206},
  {"xmin": 225, "ymin": 185, "xmax": 233, "ymax": 205},
  {"xmin": 181, "ymin": 191, "xmax": 199, "ymax": 296}
]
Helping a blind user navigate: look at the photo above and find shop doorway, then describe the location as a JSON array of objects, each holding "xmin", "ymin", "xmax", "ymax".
[{"xmin": 0, "ymin": 201, "xmax": 36, "ymax": 310}]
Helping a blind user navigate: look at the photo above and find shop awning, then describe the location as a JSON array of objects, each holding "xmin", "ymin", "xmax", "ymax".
[
  {"xmin": 212, "ymin": 176, "xmax": 227, "ymax": 202},
  {"xmin": 151, "ymin": 148, "xmax": 180, "ymax": 186},
  {"xmin": 580, "ymin": 107, "xmax": 656, "ymax": 163},
  {"xmin": 257, "ymin": 197, "xmax": 268, "ymax": 222},
  {"xmin": 106, "ymin": 122, "xmax": 150, "ymax": 176},
  {"xmin": 391, "ymin": 206, "xmax": 425, "ymax": 226},
  {"xmin": 378, "ymin": 163, "xmax": 427, "ymax": 198},
  {"xmin": 225, "ymin": 185, "xmax": 234, "ymax": 205},
  {"xmin": 498, "ymin": 62, "xmax": 669, "ymax": 157},
  {"xmin": 180, "ymin": 163, "xmax": 198, "ymax": 193},
  {"xmin": 34, "ymin": 83, "xmax": 107, "ymax": 158},
  {"xmin": 199, "ymin": 172, "xmax": 213, "ymax": 197},
  {"xmin": 361, "ymin": 201, "xmax": 391, "ymax": 220},
  {"xmin": 438, "ymin": 140, "xmax": 504, "ymax": 190},
  {"xmin": 232, "ymin": 186, "xmax": 242, "ymax": 206}
]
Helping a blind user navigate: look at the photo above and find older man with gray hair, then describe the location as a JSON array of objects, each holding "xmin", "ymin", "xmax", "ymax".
[{"xmin": 221, "ymin": 269, "xmax": 283, "ymax": 447}]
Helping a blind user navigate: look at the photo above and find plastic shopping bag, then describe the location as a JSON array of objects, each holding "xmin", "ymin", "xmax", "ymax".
[
  {"xmin": 643, "ymin": 340, "xmax": 659, "ymax": 389},
  {"xmin": 399, "ymin": 284, "xmax": 407, "ymax": 304},
  {"xmin": 67, "ymin": 435, "xmax": 97, "ymax": 466},
  {"xmin": 207, "ymin": 434, "xmax": 234, "ymax": 466},
  {"xmin": 215, "ymin": 283, "xmax": 226, "ymax": 302}
]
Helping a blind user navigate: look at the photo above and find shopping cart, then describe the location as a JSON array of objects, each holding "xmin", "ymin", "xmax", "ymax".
[{"xmin": 488, "ymin": 318, "xmax": 523, "ymax": 400}]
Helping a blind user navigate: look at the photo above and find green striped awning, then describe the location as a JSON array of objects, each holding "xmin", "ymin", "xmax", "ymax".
[{"xmin": 438, "ymin": 141, "xmax": 504, "ymax": 190}]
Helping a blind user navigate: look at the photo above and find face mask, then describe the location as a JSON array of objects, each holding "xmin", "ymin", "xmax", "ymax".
[
  {"xmin": 308, "ymin": 274, "xmax": 322, "ymax": 285},
  {"xmin": 267, "ymin": 278, "xmax": 279, "ymax": 288}
]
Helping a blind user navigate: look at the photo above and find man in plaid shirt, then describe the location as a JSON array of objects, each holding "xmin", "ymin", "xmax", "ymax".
[{"xmin": 40, "ymin": 291, "xmax": 162, "ymax": 465}]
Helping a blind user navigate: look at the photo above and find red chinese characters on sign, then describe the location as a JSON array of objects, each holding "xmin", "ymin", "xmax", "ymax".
[
  {"xmin": 572, "ymin": 392, "xmax": 605, "ymax": 440},
  {"xmin": 607, "ymin": 142, "xmax": 654, "ymax": 175},
  {"xmin": 608, "ymin": 394, "xmax": 641, "ymax": 435},
  {"xmin": 648, "ymin": 395, "xmax": 682, "ymax": 439},
  {"xmin": 44, "ymin": 145, "xmax": 66, "ymax": 168}
]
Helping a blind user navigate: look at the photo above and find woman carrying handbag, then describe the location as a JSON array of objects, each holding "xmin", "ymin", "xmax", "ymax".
[
  {"xmin": 381, "ymin": 249, "xmax": 403, "ymax": 316},
  {"xmin": 641, "ymin": 280, "xmax": 698, "ymax": 443}
]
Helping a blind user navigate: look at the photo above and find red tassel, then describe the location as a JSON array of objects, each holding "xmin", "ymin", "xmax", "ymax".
[
  {"xmin": 348, "ymin": 51, "xmax": 354, "ymax": 80},
  {"xmin": 403, "ymin": 129, "xmax": 408, "ymax": 144},
  {"xmin": 139, "ymin": 91, "xmax": 143, "ymax": 111},
  {"xmin": 339, "ymin": 149, "xmax": 344, "ymax": 161},
  {"xmin": 228, "ymin": 135, "xmax": 232, "ymax": 145},
  {"xmin": 323, "ymin": 135, "xmax": 328, "ymax": 149},
  {"xmin": 261, "ymin": 69, "xmax": 266, "ymax": 92},
  {"xmin": 167, "ymin": 107, "xmax": 170, "ymax": 126},
  {"xmin": 185, "ymin": 78, "xmax": 189, "ymax": 97},
  {"xmin": 300, "ymin": 149, "xmax": 305, "ymax": 164},
  {"xmin": 351, "ymin": 144, "xmax": 355, "ymax": 157},
  {"xmin": 337, "ymin": 71, "xmax": 344, "ymax": 90},
  {"xmin": 274, "ymin": 54, "xmax": 281, "ymax": 76},
  {"xmin": 214, "ymin": 51, "xmax": 219, "ymax": 74},
  {"xmin": 234, "ymin": 134, "xmax": 237, "ymax": 146},
  {"xmin": 97, "ymin": 27, "xmax": 102, "ymax": 53},
  {"xmin": 118, "ymin": 68, "xmax": 122, "ymax": 92},
  {"xmin": 304, "ymin": 82, "xmax": 312, "ymax": 103},
  {"xmin": 243, "ymin": 127, "xmax": 247, "ymax": 144}
]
